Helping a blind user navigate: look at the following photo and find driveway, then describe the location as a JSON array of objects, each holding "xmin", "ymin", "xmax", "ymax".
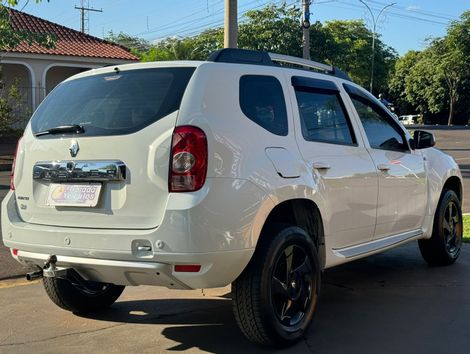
[{"xmin": 1, "ymin": 243, "xmax": 469, "ymax": 353}]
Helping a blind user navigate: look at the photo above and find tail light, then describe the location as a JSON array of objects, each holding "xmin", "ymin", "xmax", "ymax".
[
  {"xmin": 169, "ymin": 126, "xmax": 207, "ymax": 192},
  {"xmin": 10, "ymin": 137, "xmax": 22, "ymax": 191}
]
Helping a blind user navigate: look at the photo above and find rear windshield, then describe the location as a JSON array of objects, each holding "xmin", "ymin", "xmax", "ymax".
[{"xmin": 31, "ymin": 67, "xmax": 195, "ymax": 137}]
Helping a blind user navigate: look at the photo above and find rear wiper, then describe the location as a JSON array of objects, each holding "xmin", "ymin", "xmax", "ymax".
[{"xmin": 34, "ymin": 124, "xmax": 85, "ymax": 137}]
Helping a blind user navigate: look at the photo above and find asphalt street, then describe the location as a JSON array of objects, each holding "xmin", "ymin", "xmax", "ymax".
[{"xmin": 1, "ymin": 243, "xmax": 470, "ymax": 353}]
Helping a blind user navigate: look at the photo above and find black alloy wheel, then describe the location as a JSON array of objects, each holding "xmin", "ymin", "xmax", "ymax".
[
  {"xmin": 271, "ymin": 244, "xmax": 314, "ymax": 329},
  {"xmin": 232, "ymin": 224, "xmax": 320, "ymax": 346},
  {"xmin": 419, "ymin": 189, "xmax": 463, "ymax": 266}
]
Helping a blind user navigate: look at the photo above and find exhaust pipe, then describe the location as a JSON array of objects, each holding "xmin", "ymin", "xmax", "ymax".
[{"xmin": 26, "ymin": 269, "xmax": 43, "ymax": 281}]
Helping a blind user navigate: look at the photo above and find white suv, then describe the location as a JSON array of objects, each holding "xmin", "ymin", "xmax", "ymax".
[{"xmin": 1, "ymin": 49, "xmax": 464, "ymax": 346}]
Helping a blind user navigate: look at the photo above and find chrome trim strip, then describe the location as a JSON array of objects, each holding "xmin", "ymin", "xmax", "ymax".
[
  {"xmin": 33, "ymin": 160, "xmax": 126, "ymax": 182},
  {"xmin": 333, "ymin": 229, "xmax": 423, "ymax": 259}
]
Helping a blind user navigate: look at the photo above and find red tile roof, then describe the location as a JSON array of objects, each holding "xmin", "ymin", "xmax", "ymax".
[{"xmin": 5, "ymin": 8, "xmax": 139, "ymax": 61}]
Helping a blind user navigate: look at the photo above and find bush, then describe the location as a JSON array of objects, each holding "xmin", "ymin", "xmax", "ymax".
[{"xmin": 0, "ymin": 78, "xmax": 27, "ymax": 135}]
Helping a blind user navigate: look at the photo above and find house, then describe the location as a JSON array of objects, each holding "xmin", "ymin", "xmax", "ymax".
[{"xmin": 1, "ymin": 8, "xmax": 139, "ymax": 127}]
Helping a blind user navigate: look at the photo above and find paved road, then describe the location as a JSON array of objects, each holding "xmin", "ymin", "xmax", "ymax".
[
  {"xmin": 430, "ymin": 129, "xmax": 470, "ymax": 210},
  {"xmin": 1, "ymin": 243, "xmax": 470, "ymax": 353}
]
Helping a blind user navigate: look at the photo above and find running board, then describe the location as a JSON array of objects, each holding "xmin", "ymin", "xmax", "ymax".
[{"xmin": 333, "ymin": 229, "xmax": 423, "ymax": 259}]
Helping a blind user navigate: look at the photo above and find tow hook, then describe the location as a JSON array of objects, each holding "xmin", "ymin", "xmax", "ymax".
[
  {"xmin": 25, "ymin": 255, "xmax": 67, "ymax": 281},
  {"xmin": 42, "ymin": 255, "xmax": 67, "ymax": 278}
]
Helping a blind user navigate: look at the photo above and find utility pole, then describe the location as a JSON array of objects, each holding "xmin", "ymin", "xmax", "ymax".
[
  {"xmin": 224, "ymin": 0, "xmax": 238, "ymax": 48},
  {"xmin": 302, "ymin": 0, "xmax": 311, "ymax": 60},
  {"xmin": 75, "ymin": 0, "xmax": 103, "ymax": 34},
  {"xmin": 359, "ymin": 0, "xmax": 395, "ymax": 94}
]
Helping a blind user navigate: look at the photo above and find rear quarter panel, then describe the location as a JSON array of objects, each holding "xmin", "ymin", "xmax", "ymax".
[{"xmin": 176, "ymin": 63, "xmax": 332, "ymax": 248}]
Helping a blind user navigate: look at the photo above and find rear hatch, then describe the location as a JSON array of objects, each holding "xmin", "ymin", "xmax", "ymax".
[{"xmin": 13, "ymin": 65, "xmax": 195, "ymax": 229}]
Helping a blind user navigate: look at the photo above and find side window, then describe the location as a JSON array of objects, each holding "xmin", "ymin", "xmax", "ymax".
[
  {"xmin": 350, "ymin": 97, "xmax": 408, "ymax": 152},
  {"xmin": 239, "ymin": 75, "xmax": 288, "ymax": 136},
  {"xmin": 294, "ymin": 89, "xmax": 355, "ymax": 145}
]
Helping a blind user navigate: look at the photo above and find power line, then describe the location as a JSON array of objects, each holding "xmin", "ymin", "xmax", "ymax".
[
  {"xmin": 175, "ymin": 0, "xmax": 298, "ymax": 39},
  {"xmin": 316, "ymin": 0, "xmax": 454, "ymax": 26}
]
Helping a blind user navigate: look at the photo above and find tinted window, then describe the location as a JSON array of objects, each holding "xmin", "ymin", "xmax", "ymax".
[
  {"xmin": 351, "ymin": 98, "xmax": 408, "ymax": 151},
  {"xmin": 295, "ymin": 89, "xmax": 355, "ymax": 145},
  {"xmin": 239, "ymin": 75, "xmax": 288, "ymax": 136},
  {"xmin": 31, "ymin": 67, "xmax": 195, "ymax": 137}
]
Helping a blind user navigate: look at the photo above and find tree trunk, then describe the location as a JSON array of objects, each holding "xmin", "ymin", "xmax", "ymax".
[{"xmin": 448, "ymin": 95, "xmax": 455, "ymax": 126}]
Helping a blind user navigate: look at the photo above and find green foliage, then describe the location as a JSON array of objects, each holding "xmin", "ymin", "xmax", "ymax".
[
  {"xmin": 389, "ymin": 11, "xmax": 470, "ymax": 124},
  {"xmin": 238, "ymin": 3, "xmax": 302, "ymax": 56},
  {"xmin": 0, "ymin": 0, "xmax": 55, "ymax": 134},
  {"xmin": 0, "ymin": 79, "xmax": 26, "ymax": 135},
  {"xmin": 464, "ymin": 215, "xmax": 470, "ymax": 243},
  {"xmin": 114, "ymin": 3, "xmax": 396, "ymax": 94},
  {"xmin": 0, "ymin": 0, "xmax": 55, "ymax": 50},
  {"xmin": 321, "ymin": 20, "xmax": 396, "ymax": 91},
  {"xmin": 105, "ymin": 31, "xmax": 151, "ymax": 59}
]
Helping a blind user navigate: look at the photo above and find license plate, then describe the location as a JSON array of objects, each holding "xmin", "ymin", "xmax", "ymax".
[{"xmin": 47, "ymin": 183, "xmax": 102, "ymax": 207}]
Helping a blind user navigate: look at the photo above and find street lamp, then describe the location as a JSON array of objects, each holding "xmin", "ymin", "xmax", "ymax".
[{"xmin": 359, "ymin": 0, "xmax": 395, "ymax": 94}]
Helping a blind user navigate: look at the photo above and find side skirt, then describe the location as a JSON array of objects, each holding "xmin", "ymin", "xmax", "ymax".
[{"xmin": 332, "ymin": 229, "xmax": 423, "ymax": 259}]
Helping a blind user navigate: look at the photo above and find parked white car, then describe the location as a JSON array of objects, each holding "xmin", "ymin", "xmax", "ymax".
[
  {"xmin": 1, "ymin": 49, "xmax": 464, "ymax": 347},
  {"xmin": 399, "ymin": 114, "xmax": 420, "ymax": 125}
]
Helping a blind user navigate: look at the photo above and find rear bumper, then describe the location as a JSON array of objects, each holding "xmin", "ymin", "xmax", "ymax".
[
  {"xmin": 11, "ymin": 248, "xmax": 252, "ymax": 288},
  {"xmin": 1, "ymin": 179, "xmax": 271, "ymax": 287}
]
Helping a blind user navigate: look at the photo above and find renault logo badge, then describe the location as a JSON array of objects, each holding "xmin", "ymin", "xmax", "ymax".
[{"xmin": 69, "ymin": 140, "xmax": 79, "ymax": 158}]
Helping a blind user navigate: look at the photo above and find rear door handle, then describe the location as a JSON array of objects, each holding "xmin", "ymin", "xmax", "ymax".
[
  {"xmin": 313, "ymin": 162, "xmax": 331, "ymax": 170},
  {"xmin": 377, "ymin": 164, "xmax": 390, "ymax": 171}
]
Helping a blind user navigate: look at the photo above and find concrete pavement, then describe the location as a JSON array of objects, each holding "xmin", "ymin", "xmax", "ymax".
[{"xmin": 1, "ymin": 243, "xmax": 470, "ymax": 353}]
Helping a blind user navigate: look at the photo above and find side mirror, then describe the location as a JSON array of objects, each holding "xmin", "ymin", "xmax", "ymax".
[{"xmin": 413, "ymin": 130, "xmax": 435, "ymax": 149}]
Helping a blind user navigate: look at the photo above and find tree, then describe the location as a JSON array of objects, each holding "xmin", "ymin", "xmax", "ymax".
[
  {"xmin": 322, "ymin": 20, "xmax": 397, "ymax": 93},
  {"xmin": 388, "ymin": 50, "xmax": 422, "ymax": 115},
  {"xmin": 105, "ymin": 31, "xmax": 151, "ymax": 58},
  {"xmin": 389, "ymin": 11, "xmax": 470, "ymax": 125},
  {"xmin": 113, "ymin": 3, "xmax": 396, "ymax": 94},
  {"xmin": 1, "ymin": 0, "xmax": 56, "ymax": 134},
  {"xmin": 0, "ymin": 0, "xmax": 55, "ymax": 50},
  {"xmin": 238, "ymin": 3, "xmax": 302, "ymax": 56}
]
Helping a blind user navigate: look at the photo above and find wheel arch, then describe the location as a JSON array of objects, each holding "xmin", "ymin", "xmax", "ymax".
[
  {"xmin": 442, "ymin": 176, "xmax": 463, "ymax": 202},
  {"xmin": 256, "ymin": 198, "xmax": 326, "ymax": 269}
]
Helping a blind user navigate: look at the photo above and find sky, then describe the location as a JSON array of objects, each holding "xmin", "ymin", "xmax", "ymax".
[{"xmin": 14, "ymin": 0, "xmax": 470, "ymax": 55}]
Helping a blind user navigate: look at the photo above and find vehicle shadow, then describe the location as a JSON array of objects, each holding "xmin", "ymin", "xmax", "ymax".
[
  {"xmin": 80, "ymin": 244, "xmax": 470, "ymax": 353},
  {"xmin": 80, "ymin": 297, "xmax": 278, "ymax": 353}
]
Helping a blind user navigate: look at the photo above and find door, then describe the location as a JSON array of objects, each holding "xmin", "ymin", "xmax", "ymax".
[
  {"xmin": 345, "ymin": 85, "xmax": 427, "ymax": 239},
  {"xmin": 289, "ymin": 75, "xmax": 378, "ymax": 249}
]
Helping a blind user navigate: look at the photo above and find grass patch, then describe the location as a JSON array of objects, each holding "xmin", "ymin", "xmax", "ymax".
[{"xmin": 464, "ymin": 215, "xmax": 470, "ymax": 244}]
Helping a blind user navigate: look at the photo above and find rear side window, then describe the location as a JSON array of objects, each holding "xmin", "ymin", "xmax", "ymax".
[
  {"xmin": 295, "ymin": 89, "xmax": 355, "ymax": 145},
  {"xmin": 239, "ymin": 75, "xmax": 288, "ymax": 136},
  {"xmin": 31, "ymin": 67, "xmax": 195, "ymax": 137}
]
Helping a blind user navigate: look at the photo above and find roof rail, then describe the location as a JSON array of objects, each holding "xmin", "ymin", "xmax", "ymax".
[
  {"xmin": 268, "ymin": 53, "xmax": 333, "ymax": 73},
  {"xmin": 207, "ymin": 48, "xmax": 351, "ymax": 81},
  {"xmin": 269, "ymin": 53, "xmax": 351, "ymax": 81}
]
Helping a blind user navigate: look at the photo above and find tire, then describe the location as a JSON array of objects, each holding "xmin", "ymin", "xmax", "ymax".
[
  {"xmin": 232, "ymin": 224, "xmax": 320, "ymax": 347},
  {"xmin": 419, "ymin": 189, "xmax": 463, "ymax": 266},
  {"xmin": 43, "ymin": 276, "xmax": 125, "ymax": 314}
]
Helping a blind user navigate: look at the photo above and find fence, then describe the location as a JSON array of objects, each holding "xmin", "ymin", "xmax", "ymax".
[{"xmin": 1, "ymin": 85, "xmax": 44, "ymax": 130}]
